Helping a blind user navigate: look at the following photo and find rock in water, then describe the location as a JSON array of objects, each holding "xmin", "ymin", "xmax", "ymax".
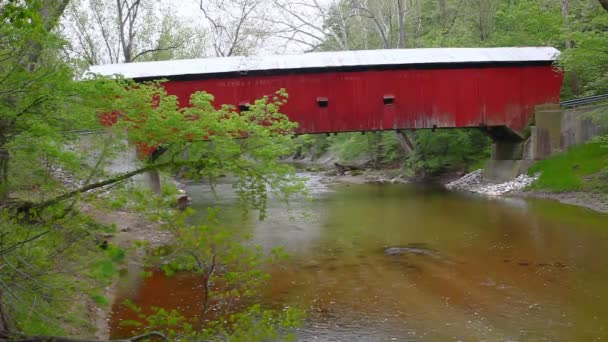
[{"xmin": 384, "ymin": 244, "xmax": 438, "ymax": 257}]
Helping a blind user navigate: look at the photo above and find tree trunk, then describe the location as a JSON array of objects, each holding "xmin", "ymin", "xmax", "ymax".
[
  {"xmin": 0, "ymin": 1, "xmax": 69, "ymax": 200},
  {"xmin": 562, "ymin": 0, "xmax": 582, "ymax": 96},
  {"xmin": 397, "ymin": 0, "xmax": 406, "ymax": 48},
  {"xmin": 39, "ymin": 0, "xmax": 70, "ymax": 31},
  {"xmin": 0, "ymin": 111, "xmax": 11, "ymax": 201},
  {"xmin": 0, "ymin": 291, "xmax": 12, "ymax": 333},
  {"xmin": 396, "ymin": 130, "xmax": 414, "ymax": 155},
  {"xmin": 438, "ymin": 0, "xmax": 447, "ymax": 30},
  {"xmin": 26, "ymin": 0, "xmax": 70, "ymax": 69},
  {"xmin": 0, "ymin": 149, "xmax": 8, "ymax": 201},
  {"xmin": 599, "ymin": 0, "xmax": 608, "ymax": 12},
  {"xmin": 146, "ymin": 170, "xmax": 161, "ymax": 196}
]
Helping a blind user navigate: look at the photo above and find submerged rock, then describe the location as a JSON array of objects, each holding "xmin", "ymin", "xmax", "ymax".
[{"xmin": 384, "ymin": 244, "xmax": 438, "ymax": 257}]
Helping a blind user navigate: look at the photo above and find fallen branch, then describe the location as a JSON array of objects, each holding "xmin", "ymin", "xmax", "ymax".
[
  {"xmin": 334, "ymin": 162, "xmax": 363, "ymax": 175},
  {"xmin": 3, "ymin": 159, "xmax": 207, "ymax": 214}
]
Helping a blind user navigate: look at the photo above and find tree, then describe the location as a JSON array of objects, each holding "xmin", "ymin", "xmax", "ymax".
[
  {"xmin": 0, "ymin": 1, "xmax": 303, "ymax": 339},
  {"xmin": 352, "ymin": 0, "xmax": 408, "ymax": 49},
  {"xmin": 488, "ymin": 0, "xmax": 562, "ymax": 47},
  {"xmin": 268, "ymin": 0, "xmax": 356, "ymax": 51},
  {"xmin": 198, "ymin": 0, "xmax": 269, "ymax": 57},
  {"xmin": 118, "ymin": 209, "xmax": 302, "ymax": 341},
  {"xmin": 62, "ymin": 0, "xmax": 210, "ymax": 195},
  {"xmin": 62, "ymin": 0, "xmax": 207, "ymax": 65},
  {"xmin": 560, "ymin": 0, "xmax": 608, "ymax": 96}
]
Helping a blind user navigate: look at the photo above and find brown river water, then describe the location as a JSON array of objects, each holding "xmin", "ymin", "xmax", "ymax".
[{"xmin": 110, "ymin": 175, "xmax": 608, "ymax": 341}]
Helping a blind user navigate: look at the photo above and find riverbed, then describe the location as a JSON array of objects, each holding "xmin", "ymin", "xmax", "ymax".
[{"xmin": 109, "ymin": 174, "xmax": 608, "ymax": 341}]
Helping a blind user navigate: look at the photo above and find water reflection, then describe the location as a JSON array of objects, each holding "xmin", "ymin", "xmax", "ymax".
[{"xmin": 111, "ymin": 175, "xmax": 608, "ymax": 341}]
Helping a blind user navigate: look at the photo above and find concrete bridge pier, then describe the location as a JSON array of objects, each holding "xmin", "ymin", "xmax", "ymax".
[
  {"xmin": 483, "ymin": 126, "xmax": 533, "ymax": 183},
  {"xmin": 483, "ymin": 103, "xmax": 608, "ymax": 182}
]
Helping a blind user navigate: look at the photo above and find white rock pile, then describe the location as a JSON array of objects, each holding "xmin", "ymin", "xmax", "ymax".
[{"xmin": 446, "ymin": 169, "xmax": 539, "ymax": 196}]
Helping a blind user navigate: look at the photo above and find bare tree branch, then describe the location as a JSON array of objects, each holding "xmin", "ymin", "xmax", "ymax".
[{"xmin": 131, "ymin": 45, "xmax": 180, "ymax": 62}]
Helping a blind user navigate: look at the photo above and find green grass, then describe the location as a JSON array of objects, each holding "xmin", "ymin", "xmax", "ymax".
[{"xmin": 528, "ymin": 142, "xmax": 608, "ymax": 192}]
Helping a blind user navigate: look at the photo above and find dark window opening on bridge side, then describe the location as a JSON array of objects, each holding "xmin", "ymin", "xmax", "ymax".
[
  {"xmin": 317, "ymin": 97, "xmax": 329, "ymax": 108},
  {"xmin": 383, "ymin": 95, "xmax": 395, "ymax": 105},
  {"xmin": 239, "ymin": 102, "xmax": 250, "ymax": 112}
]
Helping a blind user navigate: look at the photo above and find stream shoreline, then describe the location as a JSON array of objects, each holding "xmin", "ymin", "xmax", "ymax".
[
  {"xmin": 318, "ymin": 167, "xmax": 608, "ymax": 214},
  {"xmin": 86, "ymin": 165, "xmax": 607, "ymax": 338}
]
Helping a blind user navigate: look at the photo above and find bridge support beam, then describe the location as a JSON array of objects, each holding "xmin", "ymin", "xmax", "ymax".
[
  {"xmin": 484, "ymin": 138, "xmax": 534, "ymax": 183},
  {"xmin": 483, "ymin": 103, "xmax": 607, "ymax": 182},
  {"xmin": 483, "ymin": 126, "xmax": 530, "ymax": 183}
]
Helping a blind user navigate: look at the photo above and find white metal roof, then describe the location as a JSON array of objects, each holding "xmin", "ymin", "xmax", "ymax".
[{"xmin": 88, "ymin": 47, "xmax": 560, "ymax": 80}]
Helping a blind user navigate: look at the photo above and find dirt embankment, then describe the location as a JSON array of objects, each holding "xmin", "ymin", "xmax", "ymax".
[
  {"xmin": 81, "ymin": 204, "xmax": 172, "ymax": 340},
  {"xmin": 511, "ymin": 191, "xmax": 608, "ymax": 214}
]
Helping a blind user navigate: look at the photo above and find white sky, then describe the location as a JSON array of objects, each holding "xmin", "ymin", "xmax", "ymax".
[{"xmin": 165, "ymin": 0, "xmax": 328, "ymax": 55}]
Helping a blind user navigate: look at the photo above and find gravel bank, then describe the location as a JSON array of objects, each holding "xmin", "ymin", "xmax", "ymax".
[
  {"xmin": 445, "ymin": 170, "xmax": 538, "ymax": 196},
  {"xmin": 445, "ymin": 170, "xmax": 608, "ymax": 214}
]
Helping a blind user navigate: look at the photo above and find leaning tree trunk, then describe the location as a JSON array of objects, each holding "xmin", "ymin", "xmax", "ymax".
[
  {"xmin": 0, "ymin": 149, "xmax": 8, "ymax": 201},
  {"xmin": 0, "ymin": 291, "xmax": 14, "ymax": 334},
  {"xmin": 146, "ymin": 170, "xmax": 162, "ymax": 196},
  {"xmin": 0, "ymin": 121, "xmax": 10, "ymax": 201},
  {"xmin": 397, "ymin": 0, "xmax": 407, "ymax": 49},
  {"xmin": 562, "ymin": 0, "xmax": 582, "ymax": 96}
]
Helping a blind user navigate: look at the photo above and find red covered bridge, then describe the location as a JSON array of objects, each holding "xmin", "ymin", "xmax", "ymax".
[{"xmin": 90, "ymin": 47, "xmax": 563, "ymax": 139}]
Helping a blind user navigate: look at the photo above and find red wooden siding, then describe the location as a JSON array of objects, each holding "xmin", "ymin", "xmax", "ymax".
[{"xmin": 161, "ymin": 64, "xmax": 562, "ymax": 136}]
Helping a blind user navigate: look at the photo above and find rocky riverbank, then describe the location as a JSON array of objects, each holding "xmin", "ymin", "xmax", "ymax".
[
  {"xmin": 306, "ymin": 163, "xmax": 607, "ymax": 214},
  {"xmin": 444, "ymin": 169, "xmax": 608, "ymax": 214},
  {"xmin": 330, "ymin": 169, "xmax": 411, "ymax": 185},
  {"xmin": 445, "ymin": 170, "xmax": 539, "ymax": 196}
]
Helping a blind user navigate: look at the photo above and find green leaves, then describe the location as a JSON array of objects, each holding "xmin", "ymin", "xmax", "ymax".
[
  {"xmin": 123, "ymin": 208, "xmax": 303, "ymax": 340},
  {"xmin": 406, "ymin": 129, "xmax": 491, "ymax": 176},
  {"xmin": 490, "ymin": 0, "xmax": 562, "ymax": 47}
]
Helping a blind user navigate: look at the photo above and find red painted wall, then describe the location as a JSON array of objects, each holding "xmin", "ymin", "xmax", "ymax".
[{"xmin": 161, "ymin": 65, "xmax": 563, "ymax": 135}]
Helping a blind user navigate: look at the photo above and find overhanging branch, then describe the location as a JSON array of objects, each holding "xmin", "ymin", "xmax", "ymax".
[{"xmin": 5, "ymin": 160, "xmax": 206, "ymax": 213}]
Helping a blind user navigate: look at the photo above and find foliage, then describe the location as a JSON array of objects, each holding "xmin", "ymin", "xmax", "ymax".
[
  {"xmin": 405, "ymin": 129, "xmax": 492, "ymax": 176},
  {"xmin": 489, "ymin": 0, "xmax": 563, "ymax": 47},
  {"xmin": 120, "ymin": 209, "xmax": 303, "ymax": 341},
  {"xmin": 560, "ymin": 0, "xmax": 608, "ymax": 96},
  {"xmin": 305, "ymin": 0, "xmax": 607, "ymax": 175},
  {"xmin": 125, "ymin": 302, "xmax": 302, "ymax": 342},
  {"xmin": 529, "ymin": 142, "xmax": 608, "ymax": 192},
  {"xmin": 291, "ymin": 135, "xmax": 331, "ymax": 160},
  {"xmin": 0, "ymin": 210, "xmax": 123, "ymax": 336},
  {"xmin": 62, "ymin": 0, "xmax": 208, "ymax": 65},
  {"xmin": 0, "ymin": 1, "xmax": 304, "ymax": 339},
  {"xmin": 324, "ymin": 132, "xmax": 404, "ymax": 165}
]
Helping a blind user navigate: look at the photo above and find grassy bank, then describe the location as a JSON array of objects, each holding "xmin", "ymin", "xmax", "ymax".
[{"xmin": 528, "ymin": 142, "xmax": 608, "ymax": 192}]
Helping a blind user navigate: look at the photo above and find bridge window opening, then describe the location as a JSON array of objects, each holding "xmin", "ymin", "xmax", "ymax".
[
  {"xmin": 383, "ymin": 95, "xmax": 395, "ymax": 105},
  {"xmin": 238, "ymin": 102, "xmax": 250, "ymax": 112},
  {"xmin": 317, "ymin": 97, "xmax": 329, "ymax": 108}
]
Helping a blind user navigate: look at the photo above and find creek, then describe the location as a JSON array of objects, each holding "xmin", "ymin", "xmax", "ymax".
[{"xmin": 110, "ymin": 174, "xmax": 608, "ymax": 341}]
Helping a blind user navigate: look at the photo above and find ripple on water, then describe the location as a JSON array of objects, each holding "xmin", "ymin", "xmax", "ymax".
[{"xmin": 110, "ymin": 180, "xmax": 608, "ymax": 341}]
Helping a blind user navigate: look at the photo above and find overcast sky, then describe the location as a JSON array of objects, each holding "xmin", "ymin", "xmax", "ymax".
[{"xmin": 165, "ymin": 0, "xmax": 327, "ymax": 55}]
